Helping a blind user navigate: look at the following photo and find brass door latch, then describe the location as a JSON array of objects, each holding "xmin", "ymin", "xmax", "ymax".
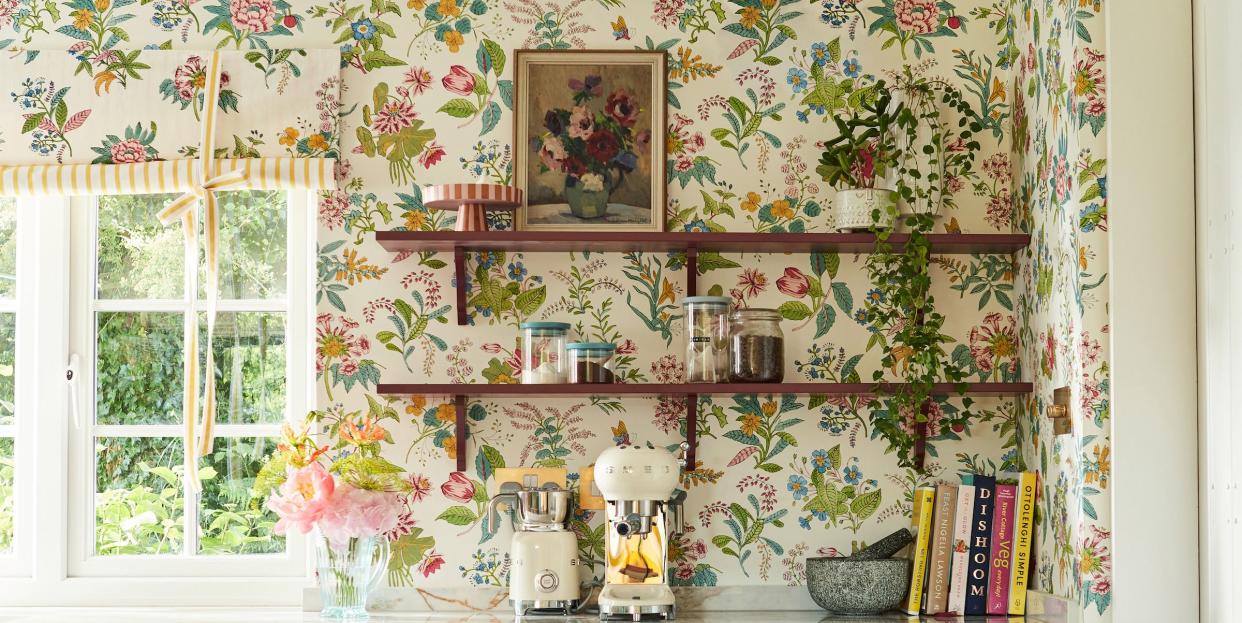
[{"xmin": 1048, "ymin": 387, "xmax": 1072, "ymax": 435}]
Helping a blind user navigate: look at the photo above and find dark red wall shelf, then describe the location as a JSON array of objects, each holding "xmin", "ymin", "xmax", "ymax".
[
  {"xmin": 378, "ymin": 382, "xmax": 1033, "ymax": 470},
  {"xmin": 373, "ymin": 229, "xmax": 1033, "ymax": 472},
  {"xmin": 376, "ymin": 230, "xmax": 1031, "ymax": 255}
]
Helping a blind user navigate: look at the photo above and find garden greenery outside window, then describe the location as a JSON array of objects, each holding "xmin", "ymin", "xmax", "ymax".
[
  {"xmin": 0, "ymin": 198, "xmax": 16, "ymax": 557},
  {"xmin": 68, "ymin": 190, "xmax": 311, "ymax": 570}
]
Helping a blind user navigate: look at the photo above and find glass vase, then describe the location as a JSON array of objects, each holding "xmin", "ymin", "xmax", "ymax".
[{"xmin": 315, "ymin": 533, "xmax": 390, "ymax": 619}]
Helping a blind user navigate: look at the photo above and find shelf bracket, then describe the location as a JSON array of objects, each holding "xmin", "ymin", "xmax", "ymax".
[
  {"xmin": 685, "ymin": 247, "xmax": 698, "ymax": 298},
  {"xmin": 914, "ymin": 399, "xmax": 930, "ymax": 472},
  {"xmin": 454, "ymin": 246, "xmax": 468, "ymax": 325},
  {"xmin": 686, "ymin": 393, "xmax": 698, "ymax": 471},
  {"xmin": 454, "ymin": 394, "xmax": 468, "ymax": 472}
]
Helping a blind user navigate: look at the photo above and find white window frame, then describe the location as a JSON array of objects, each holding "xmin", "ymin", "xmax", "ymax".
[
  {"xmin": 0, "ymin": 191, "xmax": 315, "ymax": 605},
  {"xmin": 0, "ymin": 199, "xmax": 36, "ymax": 578}
]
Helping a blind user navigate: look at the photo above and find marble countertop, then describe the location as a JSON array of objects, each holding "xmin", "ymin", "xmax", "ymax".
[{"xmin": 0, "ymin": 608, "xmax": 1064, "ymax": 623}]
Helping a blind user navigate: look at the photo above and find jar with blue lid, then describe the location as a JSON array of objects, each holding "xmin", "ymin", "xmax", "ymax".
[
  {"xmin": 682, "ymin": 296, "xmax": 732, "ymax": 383},
  {"xmin": 521, "ymin": 322, "xmax": 570, "ymax": 384},
  {"xmin": 566, "ymin": 342, "xmax": 616, "ymax": 384}
]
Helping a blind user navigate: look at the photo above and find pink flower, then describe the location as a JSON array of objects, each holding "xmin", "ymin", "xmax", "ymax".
[
  {"xmin": 109, "ymin": 139, "xmax": 149, "ymax": 164},
  {"xmin": 776, "ymin": 267, "xmax": 810, "ymax": 298},
  {"xmin": 229, "ymin": 0, "xmax": 275, "ymax": 33},
  {"xmin": 408, "ymin": 474, "xmax": 432, "ymax": 502},
  {"xmin": 441, "ymin": 65, "xmax": 475, "ymax": 96},
  {"xmin": 267, "ymin": 463, "xmax": 336, "ymax": 536},
  {"xmin": 318, "ymin": 485, "xmax": 403, "ymax": 548},
  {"xmin": 403, "ymin": 66, "xmax": 433, "ymax": 95},
  {"xmin": 0, "ymin": 0, "xmax": 18, "ymax": 29},
  {"xmin": 539, "ymin": 136, "xmax": 567, "ymax": 170},
  {"xmin": 983, "ymin": 153, "xmax": 1010, "ymax": 180},
  {"xmin": 420, "ymin": 142, "xmax": 446, "ymax": 168},
  {"xmin": 615, "ymin": 339, "xmax": 637, "ymax": 355},
  {"xmin": 481, "ymin": 343, "xmax": 503, "ymax": 354},
  {"xmin": 893, "ymin": 0, "xmax": 939, "ymax": 35},
  {"xmin": 373, "ymin": 100, "xmax": 417, "ymax": 134},
  {"xmin": 173, "ymin": 56, "xmax": 206, "ymax": 101},
  {"xmin": 985, "ymin": 193, "xmax": 1012, "ymax": 229},
  {"xmin": 652, "ymin": 0, "xmax": 685, "ymax": 28},
  {"xmin": 969, "ymin": 312, "xmax": 1018, "ymax": 378},
  {"xmin": 567, "ymin": 106, "xmax": 595, "ymax": 139},
  {"xmin": 440, "ymin": 471, "xmax": 475, "ymax": 503},
  {"xmin": 319, "ymin": 190, "xmax": 350, "ymax": 230},
  {"xmin": 674, "ymin": 157, "xmax": 693, "ymax": 172},
  {"xmin": 944, "ymin": 175, "xmax": 964, "ymax": 194},
  {"xmin": 386, "ymin": 505, "xmax": 416, "ymax": 540},
  {"xmin": 419, "ymin": 551, "xmax": 446, "ymax": 577},
  {"xmin": 737, "ymin": 267, "xmax": 768, "ymax": 299}
]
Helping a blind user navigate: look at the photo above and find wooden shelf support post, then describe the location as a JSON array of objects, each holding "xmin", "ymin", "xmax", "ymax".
[
  {"xmin": 454, "ymin": 394, "xmax": 468, "ymax": 471},
  {"xmin": 686, "ymin": 393, "xmax": 698, "ymax": 471},
  {"xmin": 454, "ymin": 246, "xmax": 468, "ymax": 325},
  {"xmin": 685, "ymin": 247, "xmax": 698, "ymax": 298}
]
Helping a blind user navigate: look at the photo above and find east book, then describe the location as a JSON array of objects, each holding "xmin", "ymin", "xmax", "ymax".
[
  {"xmin": 964, "ymin": 474, "xmax": 995, "ymax": 615},
  {"xmin": 903, "ymin": 486, "xmax": 936, "ymax": 616},
  {"xmin": 947, "ymin": 480, "xmax": 976, "ymax": 614},
  {"xmin": 987, "ymin": 482, "xmax": 1017, "ymax": 615},
  {"xmin": 924, "ymin": 483, "xmax": 958, "ymax": 614},
  {"xmin": 1009, "ymin": 472, "xmax": 1038, "ymax": 614}
]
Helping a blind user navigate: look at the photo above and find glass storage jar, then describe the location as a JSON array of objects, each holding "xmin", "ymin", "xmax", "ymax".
[
  {"xmin": 682, "ymin": 296, "xmax": 732, "ymax": 383},
  {"xmin": 729, "ymin": 308, "xmax": 785, "ymax": 382},
  {"xmin": 521, "ymin": 322, "xmax": 570, "ymax": 384},
  {"xmin": 566, "ymin": 342, "xmax": 617, "ymax": 384}
]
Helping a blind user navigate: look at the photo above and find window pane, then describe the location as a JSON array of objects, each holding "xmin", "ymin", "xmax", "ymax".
[
  {"xmin": 205, "ymin": 312, "xmax": 286, "ymax": 425},
  {"xmin": 0, "ymin": 312, "xmax": 12, "ymax": 426},
  {"xmin": 204, "ymin": 190, "xmax": 287, "ymax": 300},
  {"xmin": 95, "ymin": 437, "xmax": 184, "ymax": 556},
  {"xmin": 0, "ymin": 437, "xmax": 12, "ymax": 554},
  {"xmin": 0, "ymin": 198, "xmax": 15, "ymax": 299},
  {"xmin": 97, "ymin": 194, "xmax": 184, "ymax": 300},
  {"xmin": 199, "ymin": 437, "xmax": 283, "ymax": 555},
  {"xmin": 97, "ymin": 312, "xmax": 183, "ymax": 425}
]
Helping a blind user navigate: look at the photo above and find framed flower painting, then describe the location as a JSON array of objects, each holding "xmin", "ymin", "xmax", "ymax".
[{"xmin": 514, "ymin": 50, "xmax": 666, "ymax": 232}]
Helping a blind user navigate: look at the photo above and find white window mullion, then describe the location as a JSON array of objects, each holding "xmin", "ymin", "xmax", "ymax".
[{"xmin": 182, "ymin": 198, "xmax": 200, "ymax": 560}]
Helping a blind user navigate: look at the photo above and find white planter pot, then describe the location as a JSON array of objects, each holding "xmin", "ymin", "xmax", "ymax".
[{"xmin": 835, "ymin": 188, "xmax": 897, "ymax": 232}]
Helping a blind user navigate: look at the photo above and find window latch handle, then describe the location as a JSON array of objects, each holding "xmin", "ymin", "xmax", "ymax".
[{"xmin": 66, "ymin": 353, "xmax": 81, "ymax": 430}]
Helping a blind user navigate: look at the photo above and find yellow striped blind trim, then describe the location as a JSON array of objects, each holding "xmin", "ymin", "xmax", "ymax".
[{"xmin": 0, "ymin": 158, "xmax": 336, "ymax": 196}]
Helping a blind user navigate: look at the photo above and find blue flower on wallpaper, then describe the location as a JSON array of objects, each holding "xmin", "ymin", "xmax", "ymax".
[
  {"xmin": 810, "ymin": 510, "xmax": 829, "ymax": 522},
  {"xmin": 507, "ymin": 261, "xmax": 527, "ymax": 280},
  {"xmin": 810, "ymin": 449, "xmax": 830, "ymax": 473},
  {"xmin": 798, "ymin": 516, "xmax": 812, "ymax": 530},
  {"xmin": 810, "ymin": 42, "xmax": 831, "ymax": 66},
  {"xmin": 843, "ymin": 57, "xmax": 861, "ymax": 78},
  {"xmin": 842, "ymin": 463, "xmax": 862, "ymax": 485},
  {"xmin": 787, "ymin": 474, "xmax": 810, "ymax": 500},
  {"xmin": 350, "ymin": 18, "xmax": 376, "ymax": 40},
  {"xmin": 684, "ymin": 219, "xmax": 709, "ymax": 232},
  {"xmin": 796, "ymin": 110, "xmax": 809, "ymax": 123},
  {"xmin": 786, "ymin": 68, "xmax": 809, "ymax": 93}
]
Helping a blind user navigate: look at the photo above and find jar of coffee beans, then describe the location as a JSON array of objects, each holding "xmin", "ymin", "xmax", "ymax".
[
  {"xmin": 566, "ymin": 342, "xmax": 617, "ymax": 384},
  {"xmin": 729, "ymin": 308, "xmax": 784, "ymax": 382}
]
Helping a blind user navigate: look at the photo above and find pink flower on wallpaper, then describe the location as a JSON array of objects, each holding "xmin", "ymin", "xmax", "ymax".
[
  {"xmin": 776, "ymin": 267, "xmax": 811, "ymax": 298},
  {"xmin": 650, "ymin": 354, "xmax": 685, "ymax": 384},
  {"xmin": 653, "ymin": 398, "xmax": 682, "ymax": 434},
  {"xmin": 109, "ymin": 138, "xmax": 149, "ymax": 164},
  {"xmin": 319, "ymin": 190, "xmax": 351, "ymax": 230},
  {"xmin": 982, "ymin": 153, "xmax": 1010, "ymax": 181},
  {"xmin": 418, "ymin": 551, "xmax": 446, "ymax": 577},
  {"xmin": 893, "ymin": 0, "xmax": 939, "ymax": 35},
  {"xmin": 615, "ymin": 339, "xmax": 637, "ymax": 355},
  {"xmin": 316, "ymin": 313, "xmax": 369, "ymax": 374},
  {"xmin": 736, "ymin": 268, "xmax": 768, "ymax": 300},
  {"xmin": 969, "ymin": 312, "xmax": 1018, "ymax": 379},
  {"xmin": 408, "ymin": 473, "xmax": 433, "ymax": 502},
  {"xmin": 651, "ymin": 0, "xmax": 685, "ymax": 28},
  {"xmin": 440, "ymin": 472, "xmax": 476, "ymax": 504},
  {"xmin": 1079, "ymin": 330, "xmax": 1103, "ymax": 365},
  {"xmin": 420, "ymin": 142, "xmax": 446, "ymax": 168},
  {"xmin": 0, "ymin": 0, "xmax": 17, "ymax": 28},
  {"xmin": 944, "ymin": 175, "xmax": 964, "ymax": 194},
  {"xmin": 267, "ymin": 463, "xmax": 336, "ymax": 536},
  {"xmin": 985, "ymin": 193, "xmax": 1012, "ymax": 229},
  {"xmin": 386, "ymin": 504, "xmax": 416, "ymax": 541},
  {"xmin": 899, "ymin": 400, "xmax": 943, "ymax": 437},
  {"xmin": 373, "ymin": 100, "xmax": 417, "ymax": 134},
  {"xmin": 441, "ymin": 65, "xmax": 475, "ymax": 96},
  {"xmin": 403, "ymin": 66, "xmax": 434, "ymax": 95},
  {"xmin": 229, "ymin": 0, "xmax": 275, "ymax": 33}
]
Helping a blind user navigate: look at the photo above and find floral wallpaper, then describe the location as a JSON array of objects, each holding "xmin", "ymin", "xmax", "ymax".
[
  {"xmin": 0, "ymin": 0, "xmax": 1108, "ymax": 619},
  {"xmin": 1011, "ymin": 1, "xmax": 1111, "ymax": 621}
]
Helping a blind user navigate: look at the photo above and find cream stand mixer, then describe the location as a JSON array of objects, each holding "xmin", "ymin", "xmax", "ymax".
[
  {"xmin": 594, "ymin": 442, "xmax": 687, "ymax": 621},
  {"xmin": 487, "ymin": 478, "xmax": 581, "ymax": 617}
]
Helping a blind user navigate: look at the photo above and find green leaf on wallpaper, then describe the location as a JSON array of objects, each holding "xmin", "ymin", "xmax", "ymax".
[
  {"xmin": 775, "ymin": 24, "xmax": 796, "ymax": 40},
  {"xmin": 372, "ymin": 83, "xmax": 388, "ymax": 113},
  {"xmin": 778, "ymin": 301, "xmax": 813, "ymax": 321},
  {"xmin": 707, "ymin": 284, "xmax": 724, "ymax": 296},
  {"xmin": 480, "ymin": 101, "xmax": 501, "ymax": 136},
  {"xmin": 757, "ymin": 56, "xmax": 782, "ymax": 66},
  {"xmin": 20, "ymin": 112, "xmax": 44, "ymax": 134},
  {"xmin": 361, "ymin": 50, "xmax": 405, "ymax": 72},
  {"xmin": 851, "ymin": 489, "xmax": 882, "ymax": 520},
  {"xmin": 756, "ymin": 463, "xmax": 782, "ymax": 473},
  {"xmin": 388, "ymin": 528, "xmax": 436, "ymax": 576},
  {"xmin": 439, "ymin": 98, "xmax": 478, "ymax": 118},
  {"xmin": 813, "ymin": 305, "xmax": 835, "ymax": 339},
  {"xmin": 481, "ymin": 39, "xmax": 506, "ymax": 76},
  {"xmin": 831, "ymin": 281, "xmax": 853, "ymax": 314},
  {"xmin": 514, "ymin": 285, "xmax": 546, "ymax": 316},
  {"xmin": 497, "ymin": 80, "xmax": 514, "ymax": 110},
  {"xmin": 436, "ymin": 505, "xmax": 477, "ymax": 526},
  {"xmin": 475, "ymin": 445, "xmax": 506, "ymax": 481},
  {"xmin": 827, "ymin": 445, "xmax": 841, "ymax": 470},
  {"xmin": 695, "ymin": 250, "xmax": 740, "ymax": 272}
]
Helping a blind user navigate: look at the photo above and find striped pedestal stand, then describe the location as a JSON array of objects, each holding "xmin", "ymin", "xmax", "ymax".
[{"xmin": 424, "ymin": 183, "xmax": 523, "ymax": 231}]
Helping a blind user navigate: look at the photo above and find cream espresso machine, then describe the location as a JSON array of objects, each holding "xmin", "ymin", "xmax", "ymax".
[
  {"xmin": 593, "ymin": 442, "xmax": 688, "ymax": 620},
  {"xmin": 487, "ymin": 477, "xmax": 581, "ymax": 617}
]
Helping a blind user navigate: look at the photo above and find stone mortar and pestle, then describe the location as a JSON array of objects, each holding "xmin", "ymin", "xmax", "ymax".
[{"xmin": 805, "ymin": 528, "xmax": 915, "ymax": 615}]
